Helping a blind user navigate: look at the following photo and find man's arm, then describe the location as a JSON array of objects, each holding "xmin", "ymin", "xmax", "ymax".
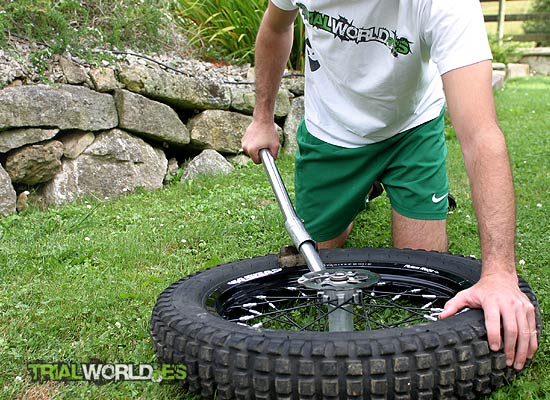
[
  {"xmin": 241, "ymin": 2, "xmax": 298, "ymax": 163},
  {"xmin": 439, "ymin": 60, "xmax": 538, "ymax": 370}
]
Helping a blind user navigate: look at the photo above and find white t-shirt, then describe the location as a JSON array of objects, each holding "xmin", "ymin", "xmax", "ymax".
[{"xmin": 270, "ymin": 0, "xmax": 492, "ymax": 147}]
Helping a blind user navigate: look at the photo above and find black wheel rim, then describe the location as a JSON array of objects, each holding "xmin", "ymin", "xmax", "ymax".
[{"xmin": 206, "ymin": 261, "xmax": 473, "ymax": 332}]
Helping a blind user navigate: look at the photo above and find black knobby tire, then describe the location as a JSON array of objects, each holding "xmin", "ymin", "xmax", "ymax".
[{"xmin": 150, "ymin": 248, "xmax": 541, "ymax": 399}]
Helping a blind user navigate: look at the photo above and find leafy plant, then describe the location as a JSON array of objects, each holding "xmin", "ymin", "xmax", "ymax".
[
  {"xmin": 164, "ymin": 167, "xmax": 184, "ymax": 185},
  {"xmin": 488, "ymin": 34, "xmax": 525, "ymax": 64},
  {"xmin": 174, "ymin": 0, "xmax": 264, "ymax": 63},
  {"xmin": 174, "ymin": 0, "xmax": 305, "ymax": 70}
]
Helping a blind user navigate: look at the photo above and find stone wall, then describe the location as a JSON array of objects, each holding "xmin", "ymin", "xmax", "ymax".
[
  {"xmin": 520, "ymin": 47, "xmax": 550, "ymax": 76},
  {"xmin": 0, "ymin": 52, "xmax": 518, "ymax": 217},
  {"xmin": 0, "ymin": 56, "xmax": 305, "ymax": 217}
]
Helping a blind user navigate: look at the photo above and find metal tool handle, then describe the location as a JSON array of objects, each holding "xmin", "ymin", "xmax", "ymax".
[{"xmin": 260, "ymin": 149, "xmax": 325, "ymax": 272}]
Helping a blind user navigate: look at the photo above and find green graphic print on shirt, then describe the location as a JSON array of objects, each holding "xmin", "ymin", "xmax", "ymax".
[{"xmin": 297, "ymin": 3, "xmax": 413, "ymax": 58}]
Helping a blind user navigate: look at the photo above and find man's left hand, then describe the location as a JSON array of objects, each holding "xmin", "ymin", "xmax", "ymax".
[{"xmin": 439, "ymin": 272, "xmax": 538, "ymax": 370}]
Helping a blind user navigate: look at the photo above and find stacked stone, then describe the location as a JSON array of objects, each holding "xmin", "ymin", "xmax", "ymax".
[{"xmin": 0, "ymin": 55, "xmax": 305, "ymax": 217}]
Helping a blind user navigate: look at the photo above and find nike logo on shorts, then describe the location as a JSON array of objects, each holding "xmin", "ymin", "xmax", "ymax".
[{"xmin": 432, "ymin": 193, "xmax": 449, "ymax": 203}]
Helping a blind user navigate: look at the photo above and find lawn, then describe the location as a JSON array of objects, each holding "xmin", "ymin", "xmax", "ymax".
[{"xmin": 0, "ymin": 77, "xmax": 549, "ymax": 399}]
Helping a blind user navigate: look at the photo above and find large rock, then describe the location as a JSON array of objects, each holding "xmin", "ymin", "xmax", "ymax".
[
  {"xmin": 188, "ymin": 110, "xmax": 283, "ymax": 154},
  {"xmin": 119, "ymin": 64, "xmax": 231, "ymax": 110},
  {"xmin": 114, "ymin": 89, "xmax": 190, "ymax": 146},
  {"xmin": 0, "ymin": 164, "xmax": 16, "ymax": 217},
  {"xmin": 506, "ymin": 63, "xmax": 530, "ymax": 79},
  {"xmin": 188, "ymin": 110, "xmax": 252, "ymax": 153},
  {"xmin": 5, "ymin": 140, "xmax": 64, "ymax": 185},
  {"xmin": 229, "ymin": 85, "xmax": 292, "ymax": 118},
  {"xmin": 283, "ymin": 96, "xmax": 304, "ymax": 156},
  {"xmin": 0, "ymin": 84, "xmax": 118, "ymax": 131},
  {"xmin": 182, "ymin": 149, "xmax": 234, "ymax": 180},
  {"xmin": 89, "ymin": 67, "xmax": 120, "ymax": 92},
  {"xmin": 0, "ymin": 127, "xmax": 59, "ymax": 153},
  {"xmin": 59, "ymin": 56, "xmax": 88, "ymax": 85},
  {"xmin": 39, "ymin": 129, "xmax": 167, "ymax": 206}
]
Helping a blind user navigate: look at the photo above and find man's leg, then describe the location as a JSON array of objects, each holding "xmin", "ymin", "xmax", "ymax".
[
  {"xmin": 317, "ymin": 212, "xmax": 448, "ymax": 251},
  {"xmin": 392, "ymin": 209, "xmax": 448, "ymax": 251},
  {"xmin": 318, "ymin": 223, "xmax": 353, "ymax": 249}
]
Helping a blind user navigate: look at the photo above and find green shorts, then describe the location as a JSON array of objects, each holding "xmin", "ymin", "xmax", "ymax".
[{"xmin": 295, "ymin": 109, "xmax": 449, "ymax": 242}]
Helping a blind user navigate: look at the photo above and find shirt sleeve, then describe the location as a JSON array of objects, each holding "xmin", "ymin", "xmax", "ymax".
[
  {"xmin": 422, "ymin": 0, "xmax": 492, "ymax": 75},
  {"xmin": 270, "ymin": 0, "xmax": 298, "ymax": 11}
]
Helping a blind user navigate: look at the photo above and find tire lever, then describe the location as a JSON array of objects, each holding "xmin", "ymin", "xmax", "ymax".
[{"xmin": 260, "ymin": 149, "xmax": 326, "ymax": 272}]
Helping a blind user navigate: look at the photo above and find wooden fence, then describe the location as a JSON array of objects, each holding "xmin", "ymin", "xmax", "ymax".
[{"xmin": 481, "ymin": 0, "xmax": 550, "ymax": 43}]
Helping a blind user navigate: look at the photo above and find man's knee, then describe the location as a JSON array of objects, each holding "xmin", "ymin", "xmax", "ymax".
[
  {"xmin": 391, "ymin": 209, "xmax": 448, "ymax": 251},
  {"xmin": 318, "ymin": 223, "xmax": 354, "ymax": 249}
]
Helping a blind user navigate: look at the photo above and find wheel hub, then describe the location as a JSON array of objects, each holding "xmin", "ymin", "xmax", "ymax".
[{"xmin": 297, "ymin": 268, "xmax": 380, "ymax": 290}]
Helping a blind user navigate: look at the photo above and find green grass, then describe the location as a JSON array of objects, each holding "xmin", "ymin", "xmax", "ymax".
[
  {"xmin": 0, "ymin": 0, "xmax": 178, "ymax": 57},
  {"xmin": 1, "ymin": 77, "xmax": 549, "ymax": 398}
]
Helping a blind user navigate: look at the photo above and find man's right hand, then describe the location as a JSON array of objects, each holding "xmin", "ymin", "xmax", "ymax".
[{"xmin": 241, "ymin": 119, "xmax": 281, "ymax": 164}]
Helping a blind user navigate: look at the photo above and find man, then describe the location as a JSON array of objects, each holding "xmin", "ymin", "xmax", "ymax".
[{"xmin": 241, "ymin": 0, "xmax": 538, "ymax": 370}]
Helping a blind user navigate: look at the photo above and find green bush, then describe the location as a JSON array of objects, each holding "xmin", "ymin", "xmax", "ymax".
[
  {"xmin": 0, "ymin": 0, "xmax": 174, "ymax": 57},
  {"xmin": 524, "ymin": 0, "xmax": 550, "ymax": 46},
  {"xmin": 488, "ymin": 34, "xmax": 525, "ymax": 64},
  {"xmin": 174, "ymin": 0, "xmax": 305, "ymax": 70}
]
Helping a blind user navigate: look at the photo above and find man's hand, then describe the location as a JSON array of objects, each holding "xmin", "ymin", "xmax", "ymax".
[
  {"xmin": 241, "ymin": 119, "xmax": 280, "ymax": 164},
  {"xmin": 439, "ymin": 271, "xmax": 538, "ymax": 370}
]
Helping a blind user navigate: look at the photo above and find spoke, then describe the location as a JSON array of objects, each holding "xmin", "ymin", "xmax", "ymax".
[
  {"xmin": 364, "ymin": 294, "xmax": 445, "ymax": 326},
  {"xmin": 360, "ymin": 294, "xmax": 373, "ymax": 330},
  {"xmin": 372, "ymin": 288, "xmax": 447, "ymax": 301},
  {"xmin": 218, "ymin": 270, "xmax": 459, "ymax": 332},
  {"xmin": 228, "ymin": 293, "xmax": 361, "ymax": 331},
  {"xmin": 297, "ymin": 295, "xmax": 359, "ymax": 331},
  {"xmin": 228, "ymin": 297, "xmax": 326, "ymax": 329},
  {"xmin": 367, "ymin": 297, "xmax": 435, "ymax": 320},
  {"xmin": 230, "ymin": 290, "xmax": 444, "ymax": 329}
]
